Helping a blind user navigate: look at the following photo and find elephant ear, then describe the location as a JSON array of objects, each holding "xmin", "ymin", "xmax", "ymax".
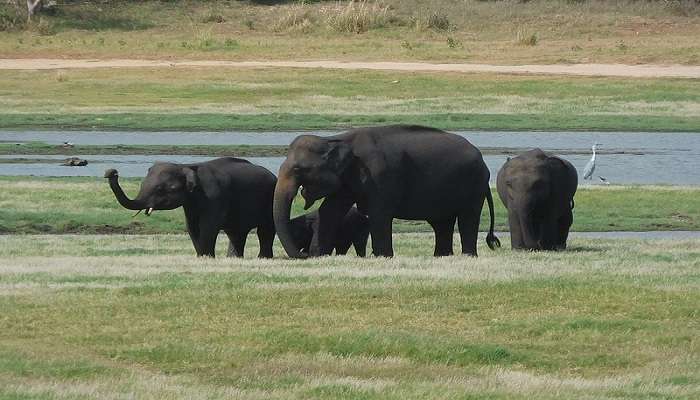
[
  {"xmin": 183, "ymin": 167, "xmax": 198, "ymax": 192},
  {"xmin": 324, "ymin": 140, "xmax": 353, "ymax": 174}
]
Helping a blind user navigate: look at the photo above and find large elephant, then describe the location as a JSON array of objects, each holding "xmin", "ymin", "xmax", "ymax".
[
  {"xmin": 496, "ymin": 149, "xmax": 578, "ymax": 250},
  {"xmin": 105, "ymin": 157, "xmax": 276, "ymax": 258},
  {"xmin": 273, "ymin": 124, "xmax": 500, "ymax": 258},
  {"xmin": 290, "ymin": 207, "xmax": 370, "ymax": 257}
]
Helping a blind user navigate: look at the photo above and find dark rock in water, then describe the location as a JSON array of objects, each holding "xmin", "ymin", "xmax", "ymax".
[{"xmin": 62, "ymin": 157, "xmax": 88, "ymax": 167}]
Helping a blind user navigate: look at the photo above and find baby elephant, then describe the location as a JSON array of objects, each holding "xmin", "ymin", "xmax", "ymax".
[
  {"xmin": 497, "ymin": 149, "xmax": 578, "ymax": 251},
  {"xmin": 290, "ymin": 207, "xmax": 370, "ymax": 257},
  {"xmin": 105, "ymin": 157, "xmax": 276, "ymax": 258}
]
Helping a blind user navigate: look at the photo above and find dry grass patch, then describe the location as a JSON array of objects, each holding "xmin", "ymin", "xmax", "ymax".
[{"xmin": 1, "ymin": 0, "xmax": 699, "ymax": 64}]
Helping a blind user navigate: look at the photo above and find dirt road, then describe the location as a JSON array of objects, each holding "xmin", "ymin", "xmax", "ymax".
[{"xmin": 1, "ymin": 59, "xmax": 699, "ymax": 78}]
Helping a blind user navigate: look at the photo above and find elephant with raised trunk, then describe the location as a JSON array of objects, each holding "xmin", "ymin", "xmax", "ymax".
[
  {"xmin": 105, "ymin": 157, "xmax": 276, "ymax": 258},
  {"xmin": 273, "ymin": 124, "xmax": 500, "ymax": 258},
  {"xmin": 497, "ymin": 149, "xmax": 578, "ymax": 251},
  {"xmin": 290, "ymin": 207, "xmax": 370, "ymax": 257}
]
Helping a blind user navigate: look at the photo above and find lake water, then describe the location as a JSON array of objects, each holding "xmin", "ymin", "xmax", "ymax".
[{"xmin": 1, "ymin": 130, "xmax": 699, "ymax": 185}]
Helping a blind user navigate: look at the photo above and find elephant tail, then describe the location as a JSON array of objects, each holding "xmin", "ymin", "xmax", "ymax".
[{"xmin": 485, "ymin": 187, "xmax": 501, "ymax": 250}]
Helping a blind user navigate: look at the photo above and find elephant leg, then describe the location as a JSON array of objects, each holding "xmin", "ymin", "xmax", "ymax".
[
  {"xmin": 310, "ymin": 195, "xmax": 354, "ymax": 256},
  {"xmin": 369, "ymin": 216, "xmax": 393, "ymax": 257},
  {"xmin": 507, "ymin": 209, "xmax": 525, "ymax": 250},
  {"xmin": 184, "ymin": 207, "xmax": 204, "ymax": 256},
  {"xmin": 556, "ymin": 209, "xmax": 573, "ymax": 250},
  {"xmin": 256, "ymin": 223, "xmax": 275, "ymax": 259},
  {"xmin": 352, "ymin": 229, "xmax": 369, "ymax": 257},
  {"xmin": 429, "ymin": 217, "xmax": 456, "ymax": 257},
  {"xmin": 195, "ymin": 226, "xmax": 219, "ymax": 257},
  {"xmin": 539, "ymin": 214, "xmax": 561, "ymax": 251},
  {"xmin": 458, "ymin": 199, "xmax": 484, "ymax": 257},
  {"xmin": 187, "ymin": 229, "xmax": 203, "ymax": 256},
  {"xmin": 225, "ymin": 229, "xmax": 247, "ymax": 258}
]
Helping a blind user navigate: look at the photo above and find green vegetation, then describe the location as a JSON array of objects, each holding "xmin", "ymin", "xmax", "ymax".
[
  {"xmin": 1, "ymin": 68, "xmax": 699, "ymax": 131},
  {"xmin": 0, "ymin": 142, "xmax": 289, "ymax": 157},
  {"xmin": 3, "ymin": 112, "xmax": 700, "ymax": 132},
  {"xmin": 1, "ymin": 0, "xmax": 699, "ymax": 64},
  {"xmin": 0, "ymin": 176, "xmax": 698, "ymax": 234},
  {"xmin": 0, "ymin": 234, "xmax": 698, "ymax": 398}
]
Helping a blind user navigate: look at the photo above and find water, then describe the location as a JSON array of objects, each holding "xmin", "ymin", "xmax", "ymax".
[
  {"xmin": 1, "ymin": 130, "xmax": 699, "ymax": 184},
  {"xmin": 0, "ymin": 154, "xmax": 285, "ymax": 178}
]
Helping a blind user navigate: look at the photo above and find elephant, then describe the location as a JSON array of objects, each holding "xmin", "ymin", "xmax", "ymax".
[
  {"xmin": 289, "ymin": 207, "xmax": 370, "ymax": 257},
  {"xmin": 273, "ymin": 124, "xmax": 500, "ymax": 258},
  {"xmin": 105, "ymin": 157, "xmax": 276, "ymax": 258},
  {"xmin": 496, "ymin": 148, "xmax": 578, "ymax": 251}
]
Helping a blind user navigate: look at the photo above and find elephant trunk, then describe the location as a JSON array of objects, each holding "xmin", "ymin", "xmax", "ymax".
[
  {"xmin": 104, "ymin": 169, "xmax": 146, "ymax": 211},
  {"xmin": 273, "ymin": 170, "xmax": 306, "ymax": 258}
]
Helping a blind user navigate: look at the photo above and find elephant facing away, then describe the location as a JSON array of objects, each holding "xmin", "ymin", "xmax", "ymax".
[
  {"xmin": 290, "ymin": 207, "xmax": 370, "ymax": 257},
  {"xmin": 273, "ymin": 124, "xmax": 500, "ymax": 258},
  {"xmin": 497, "ymin": 149, "xmax": 578, "ymax": 251},
  {"xmin": 105, "ymin": 157, "xmax": 276, "ymax": 258}
]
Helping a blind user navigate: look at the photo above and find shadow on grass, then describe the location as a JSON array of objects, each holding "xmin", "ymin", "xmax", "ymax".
[{"xmin": 566, "ymin": 245, "xmax": 606, "ymax": 253}]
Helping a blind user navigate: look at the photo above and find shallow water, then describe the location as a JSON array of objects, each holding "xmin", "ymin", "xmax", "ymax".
[
  {"xmin": 0, "ymin": 154, "xmax": 284, "ymax": 178},
  {"xmin": 1, "ymin": 130, "xmax": 699, "ymax": 185}
]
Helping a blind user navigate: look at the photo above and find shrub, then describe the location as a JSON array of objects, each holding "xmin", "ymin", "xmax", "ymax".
[
  {"xmin": 273, "ymin": 3, "xmax": 316, "ymax": 33},
  {"xmin": 664, "ymin": 0, "xmax": 700, "ymax": 17},
  {"xmin": 35, "ymin": 18, "xmax": 56, "ymax": 36},
  {"xmin": 446, "ymin": 36, "xmax": 461, "ymax": 49},
  {"xmin": 411, "ymin": 10, "xmax": 450, "ymax": 32},
  {"xmin": 0, "ymin": 8, "xmax": 24, "ymax": 32},
  {"xmin": 515, "ymin": 29, "xmax": 538, "ymax": 46},
  {"xmin": 201, "ymin": 12, "xmax": 226, "ymax": 24},
  {"xmin": 326, "ymin": 0, "xmax": 391, "ymax": 34},
  {"xmin": 427, "ymin": 12, "xmax": 449, "ymax": 31},
  {"xmin": 224, "ymin": 38, "xmax": 239, "ymax": 50}
]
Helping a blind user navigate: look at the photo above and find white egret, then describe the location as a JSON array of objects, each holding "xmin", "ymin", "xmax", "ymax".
[{"xmin": 582, "ymin": 143, "xmax": 600, "ymax": 180}]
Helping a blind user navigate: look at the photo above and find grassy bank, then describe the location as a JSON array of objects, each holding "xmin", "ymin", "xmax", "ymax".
[
  {"xmin": 0, "ymin": 176, "xmax": 698, "ymax": 235},
  {"xmin": 3, "ymin": 113, "xmax": 700, "ymax": 132},
  {"xmin": 1, "ymin": 68, "xmax": 699, "ymax": 131},
  {"xmin": 1, "ymin": 0, "xmax": 699, "ymax": 65},
  {"xmin": 0, "ymin": 142, "xmax": 289, "ymax": 157},
  {"xmin": 0, "ymin": 234, "xmax": 698, "ymax": 398}
]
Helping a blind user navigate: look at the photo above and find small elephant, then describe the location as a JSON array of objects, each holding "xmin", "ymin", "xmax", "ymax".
[
  {"xmin": 105, "ymin": 157, "xmax": 276, "ymax": 258},
  {"xmin": 497, "ymin": 149, "xmax": 578, "ymax": 251},
  {"xmin": 290, "ymin": 207, "xmax": 369, "ymax": 257},
  {"xmin": 273, "ymin": 124, "xmax": 500, "ymax": 258}
]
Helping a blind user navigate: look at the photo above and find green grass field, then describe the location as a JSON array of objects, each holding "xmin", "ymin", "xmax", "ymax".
[
  {"xmin": 0, "ymin": 177, "xmax": 698, "ymax": 235},
  {"xmin": 0, "ymin": 234, "xmax": 698, "ymax": 399},
  {"xmin": 1, "ymin": 68, "xmax": 699, "ymax": 131}
]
